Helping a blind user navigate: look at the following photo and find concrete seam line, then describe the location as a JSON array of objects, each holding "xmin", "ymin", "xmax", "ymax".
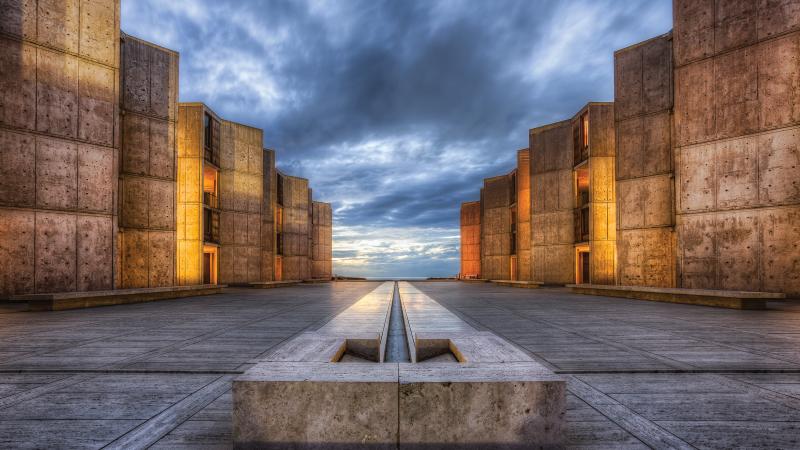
[
  {"xmin": 103, "ymin": 374, "xmax": 233, "ymax": 450},
  {"xmin": 567, "ymin": 375, "xmax": 696, "ymax": 450}
]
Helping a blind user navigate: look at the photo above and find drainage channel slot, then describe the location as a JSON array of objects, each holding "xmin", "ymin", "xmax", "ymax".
[{"xmin": 384, "ymin": 282, "xmax": 411, "ymax": 363}]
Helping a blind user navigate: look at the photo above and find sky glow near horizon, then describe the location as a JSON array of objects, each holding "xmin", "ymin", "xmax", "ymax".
[{"xmin": 121, "ymin": 0, "xmax": 672, "ymax": 277}]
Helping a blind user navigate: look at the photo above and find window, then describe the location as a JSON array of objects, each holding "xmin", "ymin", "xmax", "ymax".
[
  {"xmin": 277, "ymin": 174, "xmax": 284, "ymax": 206},
  {"xmin": 202, "ymin": 166, "xmax": 218, "ymax": 209}
]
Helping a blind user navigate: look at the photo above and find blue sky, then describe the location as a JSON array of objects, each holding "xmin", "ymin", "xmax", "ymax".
[{"xmin": 121, "ymin": 0, "xmax": 673, "ymax": 278}]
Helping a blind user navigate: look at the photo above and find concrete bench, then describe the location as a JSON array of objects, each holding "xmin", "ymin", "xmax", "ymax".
[
  {"xmin": 9, "ymin": 285, "xmax": 224, "ymax": 311},
  {"xmin": 567, "ymin": 284, "xmax": 785, "ymax": 310},
  {"xmin": 492, "ymin": 279, "xmax": 544, "ymax": 288},
  {"xmin": 230, "ymin": 280, "xmax": 301, "ymax": 289}
]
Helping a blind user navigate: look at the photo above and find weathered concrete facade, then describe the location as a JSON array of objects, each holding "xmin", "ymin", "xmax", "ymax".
[
  {"xmin": 176, "ymin": 103, "xmax": 220, "ymax": 285},
  {"xmin": 0, "ymin": 0, "xmax": 121, "ymax": 296},
  {"xmin": 671, "ymin": 0, "xmax": 800, "ymax": 295},
  {"xmin": 530, "ymin": 121, "xmax": 575, "ymax": 285},
  {"xmin": 481, "ymin": 174, "xmax": 513, "ymax": 280},
  {"xmin": 219, "ymin": 121, "xmax": 263, "ymax": 285},
  {"xmin": 573, "ymin": 103, "xmax": 617, "ymax": 285},
  {"xmin": 516, "ymin": 149, "xmax": 532, "ymax": 281},
  {"xmin": 459, "ymin": 201, "xmax": 481, "ymax": 279},
  {"xmin": 311, "ymin": 201, "xmax": 333, "ymax": 280},
  {"xmin": 0, "ymin": 1, "xmax": 332, "ymax": 297},
  {"xmin": 612, "ymin": 0, "xmax": 800, "ymax": 296},
  {"xmin": 278, "ymin": 173, "xmax": 312, "ymax": 281},
  {"xmin": 614, "ymin": 33, "xmax": 676, "ymax": 288},
  {"xmin": 119, "ymin": 35, "xmax": 178, "ymax": 289}
]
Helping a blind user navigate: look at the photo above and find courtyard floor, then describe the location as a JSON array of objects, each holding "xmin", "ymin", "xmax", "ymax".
[{"xmin": 0, "ymin": 281, "xmax": 799, "ymax": 448}]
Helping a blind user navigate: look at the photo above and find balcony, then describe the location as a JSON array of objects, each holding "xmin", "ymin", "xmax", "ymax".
[
  {"xmin": 204, "ymin": 209, "xmax": 220, "ymax": 244},
  {"xmin": 574, "ymin": 206, "xmax": 590, "ymax": 243},
  {"xmin": 203, "ymin": 191, "xmax": 218, "ymax": 209}
]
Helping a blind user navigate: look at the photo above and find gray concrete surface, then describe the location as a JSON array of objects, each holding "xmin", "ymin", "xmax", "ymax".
[{"xmin": 1, "ymin": 281, "xmax": 800, "ymax": 448}]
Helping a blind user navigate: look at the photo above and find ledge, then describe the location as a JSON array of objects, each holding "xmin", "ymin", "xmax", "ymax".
[
  {"xmin": 460, "ymin": 278, "xmax": 488, "ymax": 283},
  {"xmin": 231, "ymin": 280, "xmax": 301, "ymax": 289},
  {"xmin": 9, "ymin": 285, "xmax": 224, "ymax": 311},
  {"xmin": 492, "ymin": 280, "xmax": 544, "ymax": 288},
  {"xmin": 567, "ymin": 284, "xmax": 785, "ymax": 310}
]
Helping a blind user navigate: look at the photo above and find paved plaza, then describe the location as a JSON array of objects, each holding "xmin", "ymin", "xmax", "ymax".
[{"xmin": 0, "ymin": 281, "xmax": 799, "ymax": 448}]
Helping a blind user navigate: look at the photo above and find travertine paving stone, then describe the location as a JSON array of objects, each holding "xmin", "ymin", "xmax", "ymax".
[{"xmin": 1, "ymin": 282, "xmax": 800, "ymax": 448}]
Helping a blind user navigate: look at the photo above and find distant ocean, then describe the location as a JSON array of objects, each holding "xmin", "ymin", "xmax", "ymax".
[{"xmin": 365, "ymin": 277, "xmax": 430, "ymax": 281}]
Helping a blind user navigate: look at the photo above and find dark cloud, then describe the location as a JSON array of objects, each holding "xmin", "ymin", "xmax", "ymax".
[{"xmin": 122, "ymin": 0, "xmax": 672, "ymax": 277}]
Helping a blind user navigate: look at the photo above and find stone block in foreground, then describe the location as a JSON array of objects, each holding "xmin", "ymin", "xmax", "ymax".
[
  {"xmin": 399, "ymin": 362, "xmax": 565, "ymax": 448},
  {"xmin": 233, "ymin": 362, "xmax": 399, "ymax": 449}
]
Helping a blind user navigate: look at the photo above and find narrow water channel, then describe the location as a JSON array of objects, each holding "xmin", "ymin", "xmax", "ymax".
[{"xmin": 384, "ymin": 282, "xmax": 411, "ymax": 363}]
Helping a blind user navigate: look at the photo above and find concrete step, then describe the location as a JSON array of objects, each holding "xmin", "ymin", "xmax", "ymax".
[
  {"xmin": 9, "ymin": 285, "xmax": 225, "ymax": 311},
  {"xmin": 568, "ymin": 283, "xmax": 785, "ymax": 310}
]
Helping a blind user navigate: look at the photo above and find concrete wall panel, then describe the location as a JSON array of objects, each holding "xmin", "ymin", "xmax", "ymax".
[
  {"xmin": 618, "ymin": 175, "xmax": 674, "ymax": 229},
  {"xmin": 677, "ymin": 143, "xmax": 715, "ymax": 213},
  {"xmin": 149, "ymin": 119, "xmax": 173, "ymax": 179},
  {"xmin": 121, "ymin": 113, "xmax": 148, "ymax": 175},
  {"xmin": 758, "ymin": 0, "xmax": 800, "ymax": 39},
  {"xmin": 0, "ymin": 0, "xmax": 37, "ymax": 39},
  {"xmin": 78, "ymin": 61, "xmax": 114, "ymax": 145},
  {"xmin": 643, "ymin": 36, "xmax": 673, "ymax": 114},
  {"xmin": 591, "ymin": 240, "xmax": 616, "ymax": 285},
  {"xmin": 35, "ymin": 212, "xmax": 76, "ymax": 293},
  {"xmin": 678, "ymin": 213, "xmax": 717, "ymax": 288},
  {"xmin": 79, "ymin": 0, "xmax": 118, "ymax": 66},
  {"xmin": 614, "ymin": 44, "xmax": 643, "ymax": 121},
  {"xmin": 76, "ymin": 215, "xmax": 112, "ymax": 291},
  {"xmin": 759, "ymin": 127, "xmax": 800, "ymax": 206},
  {"xmin": 674, "ymin": 0, "xmax": 715, "ymax": 66},
  {"xmin": 715, "ymin": 47, "xmax": 759, "ymax": 141},
  {"xmin": 761, "ymin": 206, "xmax": 800, "ymax": 295},
  {"xmin": 617, "ymin": 228, "xmax": 675, "ymax": 287},
  {"xmin": 0, "ymin": 210, "xmax": 34, "ymax": 296},
  {"xmin": 36, "ymin": 48, "xmax": 79, "ymax": 138},
  {"xmin": 715, "ymin": 0, "xmax": 758, "ymax": 53},
  {"xmin": 0, "ymin": 129, "xmax": 35, "ymax": 207},
  {"xmin": 759, "ymin": 34, "xmax": 800, "ymax": 130},
  {"xmin": 36, "ymin": 136, "xmax": 77, "ymax": 210},
  {"xmin": 675, "ymin": 59, "xmax": 715, "ymax": 147},
  {"xmin": 148, "ymin": 231, "xmax": 174, "ymax": 287},
  {"xmin": 77, "ymin": 143, "xmax": 113, "ymax": 213},
  {"xmin": 148, "ymin": 179, "xmax": 174, "ymax": 229},
  {"xmin": 247, "ymin": 213, "xmax": 260, "ymax": 247},
  {"xmin": 37, "ymin": 0, "xmax": 79, "ymax": 53},
  {"xmin": 0, "ymin": 38, "xmax": 36, "ymax": 130},
  {"xmin": 718, "ymin": 210, "xmax": 760, "ymax": 290},
  {"xmin": 120, "ymin": 230, "xmax": 147, "ymax": 288},
  {"xmin": 716, "ymin": 136, "xmax": 758, "ymax": 209},
  {"xmin": 120, "ymin": 177, "xmax": 148, "ymax": 228}
]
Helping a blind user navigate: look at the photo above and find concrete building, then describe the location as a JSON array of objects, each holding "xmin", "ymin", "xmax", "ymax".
[
  {"xmin": 0, "ymin": 1, "xmax": 333, "ymax": 300},
  {"xmin": 530, "ymin": 120, "xmax": 574, "ymax": 285},
  {"xmin": 459, "ymin": 201, "xmax": 481, "ymax": 279},
  {"xmin": 119, "ymin": 34, "xmax": 179, "ymax": 289},
  {"xmin": 614, "ymin": 0, "xmax": 800, "ymax": 296},
  {"xmin": 480, "ymin": 172, "xmax": 514, "ymax": 280},
  {"xmin": 312, "ymin": 201, "xmax": 333, "ymax": 280}
]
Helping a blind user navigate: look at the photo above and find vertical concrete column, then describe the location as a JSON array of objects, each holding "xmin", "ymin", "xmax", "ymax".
[
  {"xmin": 0, "ymin": 0, "xmax": 120, "ymax": 296},
  {"xmin": 218, "ymin": 122, "xmax": 263, "ymax": 285},
  {"xmin": 118, "ymin": 35, "xmax": 179, "ymax": 289},
  {"xmin": 311, "ymin": 201, "xmax": 333, "ymax": 280},
  {"xmin": 281, "ymin": 175, "xmax": 311, "ymax": 281},
  {"xmin": 460, "ymin": 201, "xmax": 481, "ymax": 279},
  {"xmin": 260, "ymin": 149, "xmax": 276, "ymax": 281},
  {"xmin": 176, "ymin": 104, "xmax": 206, "ymax": 285},
  {"xmin": 481, "ymin": 174, "xmax": 512, "ymax": 280},
  {"xmin": 614, "ymin": 33, "xmax": 676, "ymax": 288},
  {"xmin": 530, "ymin": 121, "xmax": 575, "ymax": 284},
  {"xmin": 671, "ymin": 0, "xmax": 800, "ymax": 295},
  {"xmin": 516, "ymin": 149, "xmax": 532, "ymax": 281},
  {"xmin": 585, "ymin": 103, "xmax": 617, "ymax": 285}
]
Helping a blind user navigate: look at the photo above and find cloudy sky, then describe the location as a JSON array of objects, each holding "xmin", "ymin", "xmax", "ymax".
[{"xmin": 121, "ymin": 0, "xmax": 672, "ymax": 278}]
